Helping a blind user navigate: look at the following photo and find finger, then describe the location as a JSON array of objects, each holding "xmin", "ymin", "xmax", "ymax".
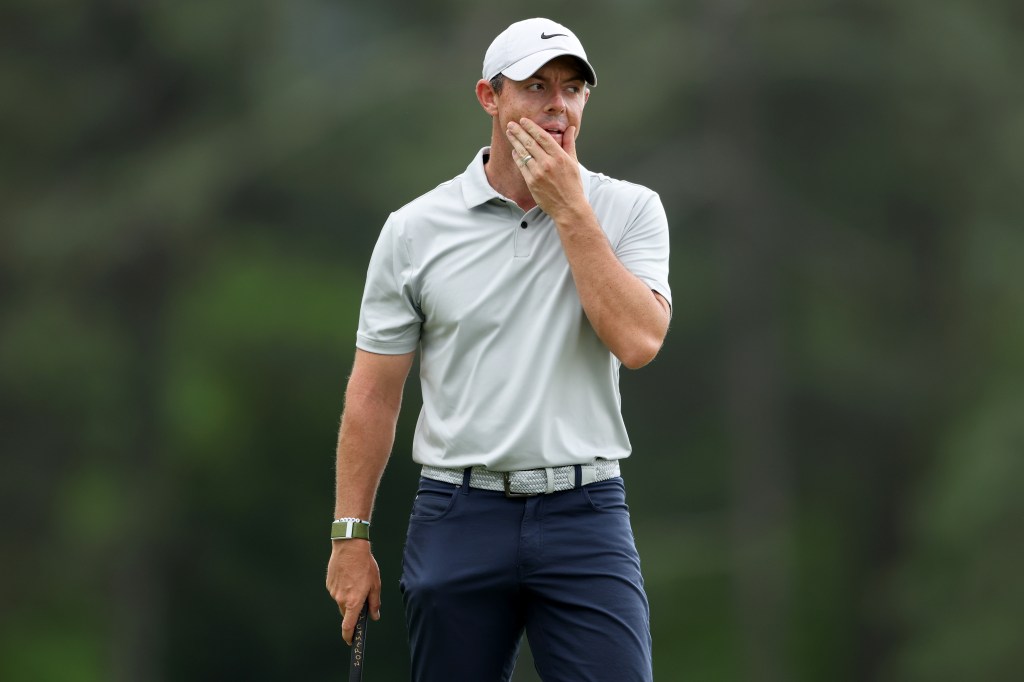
[
  {"xmin": 504, "ymin": 129, "xmax": 535, "ymax": 175},
  {"xmin": 504, "ymin": 126, "xmax": 529, "ymax": 158},
  {"xmin": 504, "ymin": 124, "xmax": 535, "ymax": 163},
  {"xmin": 518, "ymin": 118, "xmax": 561, "ymax": 155},
  {"xmin": 505, "ymin": 120, "xmax": 532, "ymax": 147},
  {"xmin": 369, "ymin": 589, "xmax": 383, "ymax": 621},
  {"xmin": 341, "ymin": 604, "xmax": 359, "ymax": 645},
  {"xmin": 506, "ymin": 121, "xmax": 551, "ymax": 161}
]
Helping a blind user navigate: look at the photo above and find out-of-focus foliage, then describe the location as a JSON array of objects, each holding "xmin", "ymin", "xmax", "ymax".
[{"xmin": 2, "ymin": 0, "xmax": 1022, "ymax": 680}]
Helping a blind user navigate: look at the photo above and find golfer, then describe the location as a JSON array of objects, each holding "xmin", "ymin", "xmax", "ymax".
[{"xmin": 326, "ymin": 17, "xmax": 671, "ymax": 681}]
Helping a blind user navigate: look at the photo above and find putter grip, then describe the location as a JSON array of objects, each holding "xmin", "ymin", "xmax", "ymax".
[{"xmin": 349, "ymin": 602, "xmax": 368, "ymax": 681}]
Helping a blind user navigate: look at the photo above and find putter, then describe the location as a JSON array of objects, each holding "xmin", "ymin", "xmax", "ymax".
[{"xmin": 349, "ymin": 602, "xmax": 369, "ymax": 681}]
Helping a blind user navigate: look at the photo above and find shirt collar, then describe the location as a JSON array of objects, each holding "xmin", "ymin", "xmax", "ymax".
[{"xmin": 461, "ymin": 146, "xmax": 594, "ymax": 209}]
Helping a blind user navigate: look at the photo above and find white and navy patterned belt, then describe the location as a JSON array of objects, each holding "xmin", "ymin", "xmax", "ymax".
[{"xmin": 420, "ymin": 460, "xmax": 620, "ymax": 498}]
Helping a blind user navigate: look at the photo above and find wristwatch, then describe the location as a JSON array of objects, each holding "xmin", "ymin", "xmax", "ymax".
[{"xmin": 331, "ymin": 517, "xmax": 371, "ymax": 541}]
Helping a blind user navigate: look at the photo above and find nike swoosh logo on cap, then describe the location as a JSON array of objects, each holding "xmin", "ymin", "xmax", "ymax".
[{"xmin": 540, "ymin": 32, "xmax": 568, "ymax": 39}]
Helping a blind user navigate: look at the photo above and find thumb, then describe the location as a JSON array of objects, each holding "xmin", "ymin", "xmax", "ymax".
[{"xmin": 563, "ymin": 125, "xmax": 577, "ymax": 160}]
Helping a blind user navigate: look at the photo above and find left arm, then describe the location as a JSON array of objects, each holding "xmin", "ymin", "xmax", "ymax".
[{"xmin": 506, "ymin": 119, "xmax": 670, "ymax": 368}]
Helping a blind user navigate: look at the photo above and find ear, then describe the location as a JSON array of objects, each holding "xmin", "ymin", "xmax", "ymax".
[{"xmin": 476, "ymin": 79, "xmax": 499, "ymax": 116}]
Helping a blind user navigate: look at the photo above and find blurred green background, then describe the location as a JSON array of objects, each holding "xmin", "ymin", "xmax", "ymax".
[{"xmin": 2, "ymin": 0, "xmax": 1023, "ymax": 680}]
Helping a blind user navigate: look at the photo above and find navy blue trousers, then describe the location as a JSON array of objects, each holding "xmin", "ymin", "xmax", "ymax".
[{"xmin": 400, "ymin": 471, "xmax": 653, "ymax": 682}]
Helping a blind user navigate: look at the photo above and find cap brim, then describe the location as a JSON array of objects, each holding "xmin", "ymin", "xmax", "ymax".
[{"xmin": 501, "ymin": 49, "xmax": 597, "ymax": 86}]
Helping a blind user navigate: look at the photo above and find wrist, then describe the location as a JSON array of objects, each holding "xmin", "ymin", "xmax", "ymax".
[
  {"xmin": 331, "ymin": 517, "xmax": 371, "ymax": 541},
  {"xmin": 549, "ymin": 201, "xmax": 591, "ymax": 231}
]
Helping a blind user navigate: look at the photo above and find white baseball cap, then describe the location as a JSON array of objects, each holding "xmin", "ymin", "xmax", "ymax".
[{"xmin": 482, "ymin": 18, "xmax": 597, "ymax": 86}]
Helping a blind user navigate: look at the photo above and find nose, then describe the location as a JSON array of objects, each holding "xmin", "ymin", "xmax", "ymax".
[{"xmin": 545, "ymin": 90, "xmax": 566, "ymax": 113}]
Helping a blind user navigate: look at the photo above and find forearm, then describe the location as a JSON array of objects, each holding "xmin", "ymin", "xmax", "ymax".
[
  {"xmin": 554, "ymin": 205, "xmax": 670, "ymax": 369},
  {"xmin": 502, "ymin": 119, "xmax": 670, "ymax": 367},
  {"xmin": 332, "ymin": 349, "xmax": 413, "ymax": 520},
  {"xmin": 333, "ymin": 396, "xmax": 399, "ymax": 521}
]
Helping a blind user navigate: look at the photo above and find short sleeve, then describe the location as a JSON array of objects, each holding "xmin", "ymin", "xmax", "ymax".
[
  {"xmin": 615, "ymin": 192, "xmax": 672, "ymax": 309},
  {"xmin": 356, "ymin": 214, "xmax": 423, "ymax": 354}
]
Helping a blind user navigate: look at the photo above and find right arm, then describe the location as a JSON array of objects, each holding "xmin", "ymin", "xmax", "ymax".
[{"xmin": 325, "ymin": 348, "xmax": 415, "ymax": 644}]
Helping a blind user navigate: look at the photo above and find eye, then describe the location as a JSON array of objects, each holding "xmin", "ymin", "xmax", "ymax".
[{"xmin": 527, "ymin": 83, "xmax": 544, "ymax": 91}]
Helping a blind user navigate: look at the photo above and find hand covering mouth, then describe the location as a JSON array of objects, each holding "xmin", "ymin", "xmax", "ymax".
[{"xmin": 543, "ymin": 126, "xmax": 566, "ymax": 141}]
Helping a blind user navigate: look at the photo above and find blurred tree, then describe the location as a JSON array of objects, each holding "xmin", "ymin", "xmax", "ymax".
[{"xmin": 1, "ymin": 0, "xmax": 1022, "ymax": 681}]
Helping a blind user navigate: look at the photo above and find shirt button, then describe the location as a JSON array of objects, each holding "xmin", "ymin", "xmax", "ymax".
[{"xmin": 520, "ymin": 221, "xmax": 528, "ymax": 229}]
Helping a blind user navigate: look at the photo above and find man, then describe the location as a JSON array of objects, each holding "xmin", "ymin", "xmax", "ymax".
[{"xmin": 326, "ymin": 17, "xmax": 671, "ymax": 681}]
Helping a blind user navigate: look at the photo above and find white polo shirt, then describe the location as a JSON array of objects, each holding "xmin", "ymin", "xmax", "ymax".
[{"xmin": 356, "ymin": 147, "xmax": 671, "ymax": 471}]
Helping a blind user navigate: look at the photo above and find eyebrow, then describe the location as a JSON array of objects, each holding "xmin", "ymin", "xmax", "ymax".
[{"xmin": 526, "ymin": 72, "xmax": 587, "ymax": 84}]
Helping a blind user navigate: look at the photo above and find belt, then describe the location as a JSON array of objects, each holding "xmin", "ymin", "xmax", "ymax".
[{"xmin": 420, "ymin": 460, "xmax": 620, "ymax": 498}]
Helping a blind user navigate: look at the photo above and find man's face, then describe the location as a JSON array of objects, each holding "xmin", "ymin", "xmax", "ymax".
[{"xmin": 494, "ymin": 55, "xmax": 590, "ymax": 149}]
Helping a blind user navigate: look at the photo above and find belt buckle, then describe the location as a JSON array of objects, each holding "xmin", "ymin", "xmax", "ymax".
[{"xmin": 503, "ymin": 471, "xmax": 538, "ymax": 498}]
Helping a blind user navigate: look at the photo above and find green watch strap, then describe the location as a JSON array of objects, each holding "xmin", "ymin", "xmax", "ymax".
[{"xmin": 331, "ymin": 519, "xmax": 371, "ymax": 541}]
